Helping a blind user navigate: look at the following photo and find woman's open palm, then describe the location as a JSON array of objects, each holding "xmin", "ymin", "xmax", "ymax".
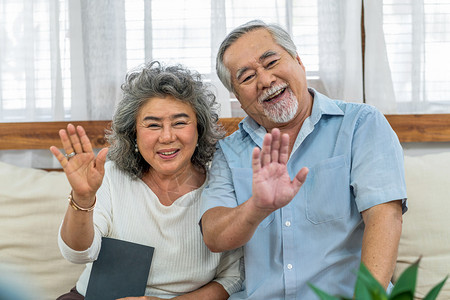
[{"xmin": 50, "ymin": 124, "xmax": 108, "ymax": 199}]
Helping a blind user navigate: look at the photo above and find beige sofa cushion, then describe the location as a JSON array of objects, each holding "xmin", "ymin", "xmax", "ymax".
[
  {"xmin": 393, "ymin": 152, "xmax": 450, "ymax": 299},
  {"xmin": 0, "ymin": 162, "xmax": 84, "ymax": 300},
  {"xmin": 1, "ymin": 150, "xmax": 449, "ymax": 299}
]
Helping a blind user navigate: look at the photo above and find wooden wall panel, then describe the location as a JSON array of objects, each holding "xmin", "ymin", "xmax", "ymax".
[
  {"xmin": 1, "ymin": 114, "xmax": 450, "ymax": 151},
  {"xmin": 0, "ymin": 121, "xmax": 111, "ymax": 150},
  {"xmin": 385, "ymin": 114, "xmax": 450, "ymax": 143}
]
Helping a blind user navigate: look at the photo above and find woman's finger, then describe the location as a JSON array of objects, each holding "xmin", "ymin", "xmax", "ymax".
[
  {"xmin": 77, "ymin": 125, "xmax": 94, "ymax": 153},
  {"xmin": 67, "ymin": 123, "xmax": 83, "ymax": 154},
  {"xmin": 49, "ymin": 145, "xmax": 69, "ymax": 168},
  {"xmin": 94, "ymin": 147, "xmax": 109, "ymax": 173},
  {"xmin": 59, "ymin": 128, "xmax": 75, "ymax": 158}
]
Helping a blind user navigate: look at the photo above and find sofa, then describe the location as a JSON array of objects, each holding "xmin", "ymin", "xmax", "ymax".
[
  {"xmin": 0, "ymin": 161, "xmax": 84, "ymax": 299},
  {"xmin": 392, "ymin": 151, "xmax": 450, "ymax": 299},
  {"xmin": 0, "ymin": 119, "xmax": 449, "ymax": 299}
]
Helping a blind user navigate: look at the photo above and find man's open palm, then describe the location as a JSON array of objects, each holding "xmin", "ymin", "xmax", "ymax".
[{"xmin": 252, "ymin": 128, "xmax": 308, "ymax": 211}]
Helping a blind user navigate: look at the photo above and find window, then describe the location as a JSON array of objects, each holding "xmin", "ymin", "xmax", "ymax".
[
  {"xmin": 0, "ymin": 0, "xmax": 71, "ymax": 121},
  {"xmin": 380, "ymin": 0, "xmax": 450, "ymax": 113},
  {"xmin": 0, "ymin": 0, "xmax": 327, "ymax": 121},
  {"xmin": 2, "ymin": 0, "xmax": 448, "ymax": 122}
]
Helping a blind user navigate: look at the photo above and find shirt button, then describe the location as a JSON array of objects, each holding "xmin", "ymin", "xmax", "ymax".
[
  {"xmin": 287, "ymin": 264, "xmax": 293, "ymax": 270},
  {"xmin": 285, "ymin": 221, "xmax": 291, "ymax": 227}
]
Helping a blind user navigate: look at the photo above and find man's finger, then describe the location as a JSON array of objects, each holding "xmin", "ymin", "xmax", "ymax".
[
  {"xmin": 279, "ymin": 133, "xmax": 290, "ymax": 164},
  {"xmin": 252, "ymin": 147, "xmax": 261, "ymax": 173},
  {"xmin": 270, "ymin": 128, "xmax": 280, "ymax": 162},
  {"xmin": 292, "ymin": 167, "xmax": 309, "ymax": 190},
  {"xmin": 261, "ymin": 133, "xmax": 272, "ymax": 167}
]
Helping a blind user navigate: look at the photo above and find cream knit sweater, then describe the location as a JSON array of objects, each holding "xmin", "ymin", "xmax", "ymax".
[{"xmin": 58, "ymin": 161, "xmax": 243, "ymax": 298}]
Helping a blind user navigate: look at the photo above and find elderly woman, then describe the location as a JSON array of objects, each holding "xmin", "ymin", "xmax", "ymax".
[{"xmin": 50, "ymin": 61, "xmax": 243, "ymax": 299}]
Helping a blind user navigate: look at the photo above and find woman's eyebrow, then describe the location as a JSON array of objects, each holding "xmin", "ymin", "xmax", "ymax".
[
  {"xmin": 142, "ymin": 113, "xmax": 190, "ymax": 122},
  {"xmin": 170, "ymin": 113, "xmax": 190, "ymax": 120},
  {"xmin": 142, "ymin": 116, "xmax": 161, "ymax": 122}
]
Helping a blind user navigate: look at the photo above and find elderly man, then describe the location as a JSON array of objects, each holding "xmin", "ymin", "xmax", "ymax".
[{"xmin": 200, "ymin": 20, "xmax": 407, "ymax": 299}]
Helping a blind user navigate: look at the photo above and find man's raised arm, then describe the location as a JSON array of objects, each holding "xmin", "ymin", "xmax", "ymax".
[{"xmin": 202, "ymin": 128, "xmax": 308, "ymax": 252}]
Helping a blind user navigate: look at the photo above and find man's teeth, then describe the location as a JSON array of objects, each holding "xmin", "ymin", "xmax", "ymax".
[
  {"xmin": 161, "ymin": 150, "xmax": 177, "ymax": 155},
  {"xmin": 266, "ymin": 88, "xmax": 285, "ymax": 101}
]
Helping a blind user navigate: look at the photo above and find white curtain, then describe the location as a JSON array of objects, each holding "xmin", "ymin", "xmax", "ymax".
[
  {"xmin": 316, "ymin": 0, "xmax": 363, "ymax": 102},
  {"xmin": 0, "ymin": 0, "xmax": 364, "ymax": 168},
  {"xmin": 0, "ymin": 0, "xmax": 127, "ymax": 167},
  {"xmin": 364, "ymin": 0, "xmax": 450, "ymax": 114},
  {"xmin": 71, "ymin": 0, "xmax": 127, "ymax": 120}
]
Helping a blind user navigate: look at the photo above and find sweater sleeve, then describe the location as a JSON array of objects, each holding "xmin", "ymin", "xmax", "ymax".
[
  {"xmin": 57, "ymin": 224, "xmax": 102, "ymax": 264},
  {"xmin": 213, "ymin": 247, "xmax": 244, "ymax": 295}
]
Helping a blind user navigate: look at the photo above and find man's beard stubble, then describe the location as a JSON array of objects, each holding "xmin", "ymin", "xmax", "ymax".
[{"xmin": 262, "ymin": 88, "xmax": 299, "ymax": 124}]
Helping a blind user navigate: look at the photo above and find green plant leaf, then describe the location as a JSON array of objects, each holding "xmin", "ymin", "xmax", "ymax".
[
  {"xmin": 388, "ymin": 291, "xmax": 413, "ymax": 300},
  {"xmin": 423, "ymin": 276, "xmax": 448, "ymax": 300},
  {"xmin": 308, "ymin": 258, "xmax": 446, "ymax": 300},
  {"xmin": 308, "ymin": 283, "xmax": 342, "ymax": 300},
  {"xmin": 354, "ymin": 262, "xmax": 388, "ymax": 300},
  {"xmin": 389, "ymin": 258, "xmax": 419, "ymax": 298}
]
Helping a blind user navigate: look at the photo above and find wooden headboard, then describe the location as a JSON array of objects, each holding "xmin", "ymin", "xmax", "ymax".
[{"xmin": 1, "ymin": 115, "xmax": 450, "ymax": 152}]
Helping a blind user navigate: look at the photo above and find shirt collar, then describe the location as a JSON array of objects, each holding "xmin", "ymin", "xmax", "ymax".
[{"xmin": 308, "ymin": 88, "xmax": 344, "ymax": 126}]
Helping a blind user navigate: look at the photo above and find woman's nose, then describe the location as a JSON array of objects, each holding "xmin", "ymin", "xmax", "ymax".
[{"xmin": 159, "ymin": 126, "xmax": 175, "ymax": 143}]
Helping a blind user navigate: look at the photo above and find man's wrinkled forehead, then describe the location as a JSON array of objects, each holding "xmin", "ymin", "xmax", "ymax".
[{"xmin": 223, "ymin": 29, "xmax": 278, "ymax": 75}]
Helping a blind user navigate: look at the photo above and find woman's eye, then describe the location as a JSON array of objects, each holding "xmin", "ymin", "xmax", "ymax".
[
  {"xmin": 174, "ymin": 121, "xmax": 187, "ymax": 127},
  {"xmin": 147, "ymin": 123, "xmax": 160, "ymax": 128}
]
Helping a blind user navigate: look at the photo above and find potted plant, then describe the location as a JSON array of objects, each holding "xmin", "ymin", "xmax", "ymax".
[{"xmin": 309, "ymin": 258, "xmax": 448, "ymax": 300}]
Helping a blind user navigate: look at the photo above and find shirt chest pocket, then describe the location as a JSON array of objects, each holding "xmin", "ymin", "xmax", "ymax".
[
  {"xmin": 231, "ymin": 167, "xmax": 275, "ymax": 228},
  {"xmin": 304, "ymin": 155, "xmax": 351, "ymax": 224}
]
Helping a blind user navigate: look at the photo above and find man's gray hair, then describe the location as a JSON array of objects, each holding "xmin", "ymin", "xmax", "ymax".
[
  {"xmin": 106, "ymin": 61, "xmax": 225, "ymax": 178},
  {"xmin": 216, "ymin": 20, "xmax": 298, "ymax": 92}
]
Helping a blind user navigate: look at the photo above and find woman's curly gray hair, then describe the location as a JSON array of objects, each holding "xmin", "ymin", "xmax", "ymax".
[{"xmin": 106, "ymin": 61, "xmax": 225, "ymax": 179}]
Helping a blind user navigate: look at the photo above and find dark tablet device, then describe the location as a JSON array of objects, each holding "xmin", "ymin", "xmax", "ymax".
[{"xmin": 85, "ymin": 237, "xmax": 154, "ymax": 300}]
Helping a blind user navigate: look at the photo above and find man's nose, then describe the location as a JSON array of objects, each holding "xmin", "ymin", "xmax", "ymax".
[{"xmin": 257, "ymin": 69, "xmax": 276, "ymax": 90}]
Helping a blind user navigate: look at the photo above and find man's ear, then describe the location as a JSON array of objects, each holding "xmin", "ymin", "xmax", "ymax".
[
  {"xmin": 232, "ymin": 88, "xmax": 240, "ymax": 100},
  {"xmin": 296, "ymin": 54, "xmax": 306, "ymax": 70}
]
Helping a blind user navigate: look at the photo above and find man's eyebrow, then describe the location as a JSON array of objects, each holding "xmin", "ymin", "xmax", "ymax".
[
  {"xmin": 259, "ymin": 50, "xmax": 278, "ymax": 61},
  {"xmin": 235, "ymin": 50, "xmax": 279, "ymax": 82},
  {"xmin": 236, "ymin": 67, "xmax": 250, "ymax": 82}
]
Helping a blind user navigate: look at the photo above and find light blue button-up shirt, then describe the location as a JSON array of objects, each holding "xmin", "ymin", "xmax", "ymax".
[{"xmin": 201, "ymin": 89, "xmax": 407, "ymax": 299}]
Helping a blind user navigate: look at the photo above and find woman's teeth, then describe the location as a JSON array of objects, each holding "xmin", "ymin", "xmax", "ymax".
[{"xmin": 161, "ymin": 150, "xmax": 177, "ymax": 155}]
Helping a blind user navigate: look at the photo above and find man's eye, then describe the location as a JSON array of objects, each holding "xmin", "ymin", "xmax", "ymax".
[
  {"xmin": 147, "ymin": 123, "xmax": 160, "ymax": 128},
  {"xmin": 266, "ymin": 59, "xmax": 278, "ymax": 68},
  {"xmin": 242, "ymin": 74, "xmax": 255, "ymax": 83}
]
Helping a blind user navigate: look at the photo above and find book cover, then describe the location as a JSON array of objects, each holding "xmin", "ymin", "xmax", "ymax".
[{"xmin": 85, "ymin": 237, "xmax": 154, "ymax": 300}]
